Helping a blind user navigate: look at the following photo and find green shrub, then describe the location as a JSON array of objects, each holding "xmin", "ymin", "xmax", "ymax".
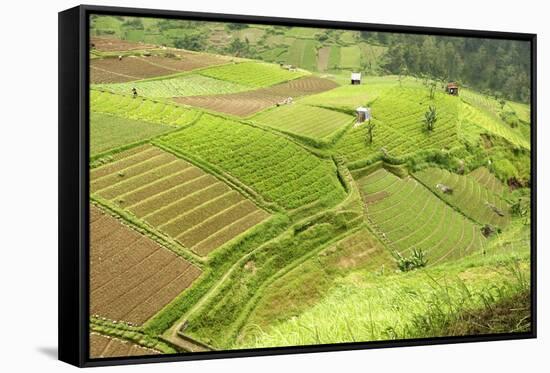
[{"xmin": 396, "ymin": 248, "xmax": 428, "ymax": 272}]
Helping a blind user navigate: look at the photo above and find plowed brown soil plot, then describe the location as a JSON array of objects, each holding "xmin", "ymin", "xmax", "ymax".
[
  {"xmin": 141, "ymin": 52, "xmax": 229, "ymax": 72},
  {"xmin": 91, "ymin": 53, "xmax": 231, "ymax": 84},
  {"xmin": 174, "ymin": 76, "xmax": 338, "ymax": 117},
  {"xmin": 317, "ymin": 47, "xmax": 331, "ymax": 72},
  {"xmin": 89, "ymin": 333, "xmax": 158, "ymax": 358},
  {"xmin": 91, "ymin": 37, "xmax": 157, "ymax": 52},
  {"xmin": 90, "ymin": 206, "xmax": 202, "ymax": 325},
  {"xmin": 91, "ymin": 57, "xmax": 175, "ymax": 83},
  {"xmin": 91, "ymin": 145, "xmax": 270, "ymax": 256}
]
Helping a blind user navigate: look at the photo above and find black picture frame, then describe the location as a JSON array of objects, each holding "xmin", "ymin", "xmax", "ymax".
[{"xmin": 58, "ymin": 4, "xmax": 537, "ymax": 368}]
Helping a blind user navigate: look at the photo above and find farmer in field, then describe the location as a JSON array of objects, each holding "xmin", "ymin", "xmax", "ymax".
[{"xmin": 132, "ymin": 87, "xmax": 138, "ymax": 98}]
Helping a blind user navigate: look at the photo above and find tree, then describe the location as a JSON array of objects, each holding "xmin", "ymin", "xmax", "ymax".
[
  {"xmin": 365, "ymin": 119, "xmax": 375, "ymax": 144},
  {"xmin": 428, "ymin": 80, "xmax": 437, "ymax": 99},
  {"xmin": 423, "ymin": 105, "xmax": 438, "ymax": 131},
  {"xmin": 173, "ymin": 34, "xmax": 205, "ymax": 51}
]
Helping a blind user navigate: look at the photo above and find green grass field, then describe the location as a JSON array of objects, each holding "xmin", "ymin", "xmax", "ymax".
[
  {"xmin": 251, "ymin": 104, "xmax": 354, "ymax": 142},
  {"xmin": 90, "ymin": 112, "xmax": 175, "ymax": 156},
  {"xmin": 87, "ymin": 20, "xmax": 532, "ymax": 356},
  {"xmin": 239, "ymin": 238, "xmax": 529, "ymax": 348},
  {"xmin": 340, "ymin": 46, "xmax": 362, "ymax": 70},
  {"xmin": 334, "ymin": 83, "xmax": 461, "ymax": 164},
  {"xmin": 199, "ymin": 62, "xmax": 307, "ymax": 87},
  {"xmin": 95, "ymin": 74, "xmax": 252, "ymax": 98},
  {"xmin": 414, "ymin": 167, "xmax": 510, "ymax": 228},
  {"xmin": 90, "ymin": 90, "xmax": 201, "ymax": 126},
  {"xmin": 157, "ymin": 114, "xmax": 347, "ymax": 210},
  {"xmin": 357, "ymin": 168, "xmax": 486, "ymax": 263},
  {"xmin": 460, "ymin": 102, "xmax": 530, "ymax": 150}
]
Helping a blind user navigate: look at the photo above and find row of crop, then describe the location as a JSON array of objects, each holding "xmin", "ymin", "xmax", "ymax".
[
  {"xmin": 198, "ymin": 61, "xmax": 307, "ymax": 88},
  {"xmin": 91, "ymin": 89, "xmax": 201, "ymax": 127},
  {"xmin": 95, "ymin": 74, "xmax": 252, "ymax": 99},
  {"xmin": 414, "ymin": 167, "xmax": 510, "ymax": 228},
  {"xmin": 157, "ymin": 114, "xmax": 347, "ymax": 210},
  {"xmin": 468, "ymin": 167, "xmax": 506, "ymax": 196},
  {"xmin": 460, "ymin": 102, "xmax": 529, "ymax": 149},
  {"xmin": 358, "ymin": 170, "xmax": 485, "ymax": 262},
  {"xmin": 91, "ymin": 144, "xmax": 272, "ymax": 256},
  {"xmin": 251, "ymin": 104, "xmax": 354, "ymax": 141}
]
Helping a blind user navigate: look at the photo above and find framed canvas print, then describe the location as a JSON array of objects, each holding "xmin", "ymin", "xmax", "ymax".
[{"xmin": 58, "ymin": 4, "xmax": 537, "ymax": 367}]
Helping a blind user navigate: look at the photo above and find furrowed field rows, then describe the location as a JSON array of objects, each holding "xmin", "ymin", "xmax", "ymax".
[
  {"xmin": 340, "ymin": 46, "xmax": 361, "ymax": 70},
  {"xmin": 356, "ymin": 169, "xmax": 486, "ymax": 263},
  {"xmin": 91, "ymin": 49, "xmax": 231, "ymax": 84},
  {"xmin": 299, "ymin": 83, "xmax": 371, "ymax": 110},
  {"xmin": 317, "ymin": 46, "xmax": 331, "ymax": 71},
  {"xmin": 335, "ymin": 87, "xmax": 461, "ymax": 162},
  {"xmin": 96, "ymin": 74, "xmax": 252, "ymax": 99},
  {"xmin": 90, "ymin": 205, "xmax": 202, "ymax": 325},
  {"xmin": 199, "ymin": 62, "xmax": 308, "ymax": 87},
  {"xmin": 173, "ymin": 76, "xmax": 338, "ymax": 117},
  {"xmin": 91, "ymin": 145, "xmax": 270, "ymax": 256},
  {"xmin": 91, "ymin": 90, "xmax": 201, "ymax": 126},
  {"xmin": 91, "ymin": 56, "xmax": 175, "ymax": 83},
  {"xmin": 158, "ymin": 114, "xmax": 347, "ymax": 209},
  {"xmin": 460, "ymin": 102, "xmax": 530, "ymax": 149},
  {"xmin": 468, "ymin": 167, "xmax": 507, "ymax": 196},
  {"xmin": 370, "ymin": 87, "xmax": 460, "ymax": 147},
  {"xmin": 286, "ymin": 39, "xmax": 318, "ymax": 72},
  {"xmin": 414, "ymin": 167, "xmax": 510, "ymax": 228},
  {"xmin": 461, "ymin": 89, "xmax": 530, "ymax": 124},
  {"xmin": 91, "ymin": 37, "xmax": 157, "ymax": 52},
  {"xmin": 251, "ymin": 104, "xmax": 354, "ymax": 140},
  {"xmin": 90, "ymin": 333, "xmax": 158, "ymax": 358},
  {"xmin": 90, "ymin": 112, "xmax": 175, "ymax": 156}
]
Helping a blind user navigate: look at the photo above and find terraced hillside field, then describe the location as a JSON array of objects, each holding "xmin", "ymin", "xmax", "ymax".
[
  {"xmin": 251, "ymin": 104, "xmax": 354, "ymax": 141},
  {"xmin": 91, "ymin": 145, "xmax": 270, "ymax": 256},
  {"xmin": 468, "ymin": 167, "xmax": 507, "ymax": 196},
  {"xmin": 91, "ymin": 53, "xmax": 230, "ymax": 84},
  {"xmin": 91, "ymin": 37, "xmax": 157, "ymax": 52},
  {"xmin": 96, "ymin": 74, "xmax": 251, "ymax": 98},
  {"xmin": 91, "ymin": 57, "xmax": 176, "ymax": 83},
  {"xmin": 356, "ymin": 168, "xmax": 486, "ymax": 264},
  {"xmin": 414, "ymin": 167, "xmax": 510, "ymax": 228},
  {"xmin": 158, "ymin": 114, "xmax": 347, "ymax": 209},
  {"xmin": 286, "ymin": 39, "xmax": 318, "ymax": 72},
  {"xmin": 90, "ymin": 113, "xmax": 175, "ymax": 156},
  {"xmin": 460, "ymin": 102, "xmax": 530, "ymax": 149},
  {"xmin": 199, "ymin": 62, "xmax": 307, "ymax": 87},
  {"xmin": 91, "ymin": 90, "xmax": 201, "ymax": 127},
  {"xmin": 90, "ymin": 205, "xmax": 202, "ymax": 324},
  {"xmin": 90, "ymin": 333, "xmax": 158, "ymax": 358},
  {"xmin": 336, "ymin": 86, "xmax": 460, "ymax": 163},
  {"xmin": 339, "ymin": 46, "xmax": 361, "ymax": 70},
  {"xmin": 173, "ymin": 76, "xmax": 338, "ymax": 117}
]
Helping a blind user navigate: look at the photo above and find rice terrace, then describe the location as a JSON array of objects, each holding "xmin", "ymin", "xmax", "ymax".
[{"xmin": 88, "ymin": 15, "xmax": 533, "ymax": 358}]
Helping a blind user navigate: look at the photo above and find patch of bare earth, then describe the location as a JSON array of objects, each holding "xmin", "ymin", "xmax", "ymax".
[
  {"xmin": 90, "ymin": 205, "xmax": 201, "ymax": 325},
  {"xmin": 91, "ymin": 57, "xmax": 175, "ymax": 83},
  {"xmin": 174, "ymin": 76, "xmax": 338, "ymax": 117},
  {"xmin": 89, "ymin": 333, "xmax": 158, "ymax": 358},
  {"xmin": 317, "ymin": 47, "xmax": 331, "ymax": 72},
  {"xmin": 91, "ymin": 37, "xmax": 157, "ymax": 52}
]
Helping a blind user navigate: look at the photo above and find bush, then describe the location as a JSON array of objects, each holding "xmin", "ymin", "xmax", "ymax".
[{"xmin": 396, "ymin": 248, "xmax": 428, "ymax": 272}]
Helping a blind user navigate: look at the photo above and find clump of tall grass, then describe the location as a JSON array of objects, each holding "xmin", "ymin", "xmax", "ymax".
[
  {"xmin": 238, "ymin": 256, "xmax": 530, "ymax": 349},
  {"xmin": 395, "ymin": 248, "xmax": 428, "ymax": 272}
]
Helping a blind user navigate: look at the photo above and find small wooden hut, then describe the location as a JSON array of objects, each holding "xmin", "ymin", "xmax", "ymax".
[
  {"xmin": 351, "ymin": 72, "xmax": 362, "ymax": 85},
  {"xmin": 356, "ymin": 107, "xmax": 371, "ymax": 123},
  {"xmin": 446, "ymin": 82, "xmax": 459, "ymax": 96}
]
